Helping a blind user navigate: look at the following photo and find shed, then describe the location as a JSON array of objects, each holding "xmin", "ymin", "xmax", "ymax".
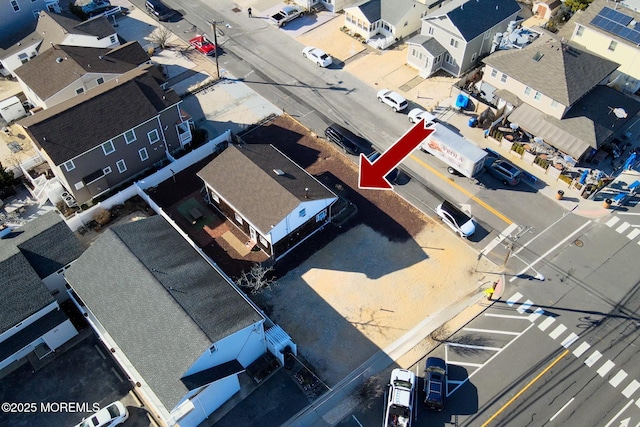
[{"xmin": 0, "ymin": 96, "xmax": 26, "ymax": 123}]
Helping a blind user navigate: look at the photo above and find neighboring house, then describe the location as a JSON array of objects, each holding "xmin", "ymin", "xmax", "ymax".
[
  {"xmin": 407, "ymin": 0, "xmax": 521, "ymax": 77},
  {"xmin": 14, "ymin": 41, "xmax": 150, "ymax": 109},
  {"xmin": 197, "ymin": 144, "xmax": 338, "ymax": 261},
  {"xmin": 564, "ymin": 0, "xmax": 640, "ymax": 94},
  {"xmin": 65, "ymin": 216, "xmax": 294, "ymax": 427},
  {"xmin": 343, "ymin": 0, "xmax": 430, "ymax": 49},
  {"xmin": 291, "ymin": 0, "xmax": 360, "ymax": 12},
  {"xmin": 0, "ymin": 0, "xmax": 61, "ymax": 45},
  {"xmin": 0, "ymin": 10, "xmax": 118, "ymax": 77},
  {"xmin": 17, "ymin": 65, "xmax": 193, "ymax": 206},
  {"xmin": 0, "ymin": 212, "xmax": 84, "ymax": 373},
  {"xmin": 480, "ymin": 33, "xmax": 639, "ymax": 159},
  {"xmin": 532, "ymin": 0, "xmax": 561, "ymax": 20}
]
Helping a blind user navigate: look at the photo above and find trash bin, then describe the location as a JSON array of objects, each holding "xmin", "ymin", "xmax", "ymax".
[{"xmin": 468, "ymin": 117, "xmax": 478, "ymax": 128}]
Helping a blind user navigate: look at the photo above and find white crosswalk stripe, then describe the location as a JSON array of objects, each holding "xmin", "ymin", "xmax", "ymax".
[
  {"xmin": 609, "ymin": 370, "xmax": 628, "ymax": 388},
  {"xmin": 597, "ymin": 360, "xmax": 615, "ymax": 377},
  {"xmin": 616, "ymin": 222, "xmax": 631, "ymax": 233},
  {"xmin": 528, "ymin": 308, "xmax": 545, "ymax": 322},
  {"xmin": 538, "ymin": 316, "xmax": 556, "ymax": 331},
  {"xmin": 627, "ymin": 229, "xmax": 640, "ymax": 240},
  {"xmin": 573, "ymin": 342, "xmax": 591, "ymax": 358},
  {"xmin": 517, "ymin": 300, "xmax": 534, "ymax": 314},
  {"xmin": 623, "ymin": 380, "xmax": 640, "ymax": 398},
  {"xmin": 561, "ymin": 333, "xmax": 579, "ymax": 348},
  {"xmin": 549, "ymin": 324, "xmax": 567, "ymax": 339},
  {"xmin": 506, "ymin": 292, "xmax": 523, "ymax": 306},
  {"xmin": 585, "ymin": 351, "xmax": 602, "ymax": 367},
  {"xmin": 606, "ymin": 217, "xmax": 621, "ymax": 227}
]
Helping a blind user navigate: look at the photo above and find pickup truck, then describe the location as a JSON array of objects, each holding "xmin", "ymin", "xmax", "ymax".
[{"xmin": 270, "ymin": 5, "xmax": 305, "ymax": 27}]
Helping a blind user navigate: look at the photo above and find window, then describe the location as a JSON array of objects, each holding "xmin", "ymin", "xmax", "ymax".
[
  {"xmin": 450, "ymin": 38, "xmax": 459, "ymax": 48},
  {"xmin": 412, "ymin": 49, "xmax": 423, "ymax": 60},
  {"xmin": 444, "ymin": 53, "xmax": 454, "ymax": 65},
  {"xmin": 211, "ymin": 191, "xmax": 219, "ymax": 203},
  {"xmin": 64, "ymin": 160, "xmax": 75, "ymax": 171},
  {"xmin": 299, "ymin": 208, "xmax": 306, "ymax": 218},
  {"xmin": 75, "ymin": 87, "xmax": 84, "ymax": 95},
  {"xmin": 124, "ymin": 130, "xmax": 136, "ymax": 144},
  {"xmin": 116, "ymin": 159, "xmax": 127, "ymax": 173},
  {"xmin": 524, "ymin": 86, "xmax": 532, "ymax": 96},
  {"xmin": 316, "ymin": 209, "xmax": 327, "ymax": 222},
  {"xmin": 11, "ymin": 0, "xmax": 19, "ymax": 12},
  {"xmin": 500, "ymin": 73, "xmax": 507, "ymax": 83},
  {"xmin": 208, "ymin": 344, "xmax": 217, "ymax": 353},
  {"xmin": 575, "ymin": 25, "xmax": 584, "ymax": 37},
  {"xmin": 551, "ymin": 99, "xmax": 559, "ymax": 108},
  {"xmin": 96, "ymin": 77, "xmax": 104, "ymax": 85},
  {"xmin": 259, "ymin": 236, "xmax": 268, "ymax": 247},
  {"xmin": 139, "ymin": 147, "xmax": 149, "ymax": 161},
  {"xmin": 484, "ymin": 31, "xmax": 491, "ymax": 40},
  {"xmin": 110, "ymin": 35, "xmax": 116, "ymax": 44},
  {"xmin": 234, "ymin": 212, "xmax": 243, "ymax": 225},
  {"xmin": 491, "ymin": 69, "xmax": 497, "ymax": 78},
  {"xmin": 534, "ymin": 91, "xmax": 542, "ymax": 101},
  {"xmin": 608, "ymin": 40, "xmax": 617, "ymax": 51},
  {"xmin": 103, "ymin": 166, "xmax": 112, "ymax": 175},
  {"xmin": 101, "ymin": 140, "xmax": 115, "ymax": 155},
  {"xmin": 74, "ymin": 182, "xmax": 84, "ymax": 190},
  {"xmin": 428, "ymin": 26, "xmax": 434, "ymax": 35},
  {"xmin": 147, "ymin": 129, "xmax": 159, "ymax": 144},
  {"xmin": 18, "ymin": 53, "xmax": 28, "ymax": 64}
]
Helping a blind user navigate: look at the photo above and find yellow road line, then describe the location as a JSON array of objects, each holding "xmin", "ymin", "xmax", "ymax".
[
  {"xmin": 409, "ymin": 154, "xmax": 513, "ymax": 225},
  {"xmin": 481, "ymin": 349, "xmax": 570, "ymax": 427}
]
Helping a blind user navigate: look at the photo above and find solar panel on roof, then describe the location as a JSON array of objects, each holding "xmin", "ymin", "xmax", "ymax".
[
  {"xmin": 601, "ymin": 7, "xmax": 633, "ymax": 25},
  {"xmin": 590, "ymin": 7, "xmax": 640, "ymax": 45}
]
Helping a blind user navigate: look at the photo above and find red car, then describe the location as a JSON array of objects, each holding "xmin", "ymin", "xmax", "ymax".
[{"xmin": 189, "ymin": 35, "xmax": 216, "ymax": 56}]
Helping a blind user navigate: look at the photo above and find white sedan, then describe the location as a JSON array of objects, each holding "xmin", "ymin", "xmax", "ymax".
[
  {"xmin": 302, "ymin": 46, "xmax": 332, "ymax": 67},
  {"xmin": 75, "ymin": 401, "xmax": 129, "ymax": 427},
  {"xmin": 408, "ymin": 108, "xmax": 436, "ymax": 124}
]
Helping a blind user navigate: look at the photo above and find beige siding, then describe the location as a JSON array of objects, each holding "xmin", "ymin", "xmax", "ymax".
[{"xmin": 483, "ymin": 65, "xmax": 568, "ymax": 119}]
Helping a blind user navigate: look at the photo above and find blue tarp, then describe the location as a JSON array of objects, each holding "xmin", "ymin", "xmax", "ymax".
[
  {"xmin": 579, "ymin": 169, "xmax": 589, "ymax": 185},
  {"xmin": 455, "ymin": 94, "xmax": 469, "ymax": 109}
]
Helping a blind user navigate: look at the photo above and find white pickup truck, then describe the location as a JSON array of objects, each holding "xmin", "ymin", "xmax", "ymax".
[{"xmin": 270, "ymin": 5, "xmax": 305, "ymax": 27}]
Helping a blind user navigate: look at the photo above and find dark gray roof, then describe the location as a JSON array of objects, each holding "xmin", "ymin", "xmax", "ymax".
[
  {"xmin": 351, "ymin": 0, "xmax": 425, "ymax": 25},
  {"xmin": 354, "ymin": 0, "xmax": 381, "ymax": 22},
  {"xmin": 65, "ymin": 215, "xmax": 263, "ymax": 410},
  {"xmin": 0, "ymin": 212, "xmax": 82, "ymax": 334},
  {"xmin": 18, "ymin": 65, "xmax": 178, "ymax": 165},
  {"xmin": 482, "ymin": 34, "xmax": 619, "ymax": 106},
  {"xmin": 428, "ymin": 0, "xmax": 521, "ymax": 41},
  {"xmin": 14, "ymin": 42, "xmax": 149, "ymax": 101},
  {"xmin": 407, "ymin": 35, "xmax": 447, "ymax": 56},
  {"xmin": 197, "ymin": 144, "xmax": 337, "ymax": 234},
  {"xmin": 0, "ymin": 308, "xmax": 68, "ymax": 360},
  {"xmin": 0, "ymin": 11, "xmax": 114, "ymax": 57}
]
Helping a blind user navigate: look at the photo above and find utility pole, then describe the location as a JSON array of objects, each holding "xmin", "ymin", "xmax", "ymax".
[
  {"xmin": 209, "ymin": 19, "xmax": 223, "ymax": 79},
  {"xmin": 502, "ymin": 225, "xmax": 532, "ymax": 267}
]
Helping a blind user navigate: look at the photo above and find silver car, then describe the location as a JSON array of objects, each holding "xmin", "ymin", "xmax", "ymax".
[{"xmin": 302, "ymin": 47, "xmax": 332, "ymax": 67}]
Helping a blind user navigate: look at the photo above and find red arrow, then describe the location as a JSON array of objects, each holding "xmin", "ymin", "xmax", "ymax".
[{"xmin": 359, "ymin": 119, "xmax": 434, "ymax": 190}]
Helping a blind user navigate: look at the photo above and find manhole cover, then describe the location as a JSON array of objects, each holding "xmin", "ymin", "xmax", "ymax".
[
  {"xmin": 574, "ymin": 239, "xmax": 584, "ymax": 247},
  {"xmin": 232, "ymin": 7, "xmax": 241, "ymax": 12}
]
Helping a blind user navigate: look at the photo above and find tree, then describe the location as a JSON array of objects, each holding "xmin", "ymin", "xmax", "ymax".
[
  {"xmin": 147, "ymin": 26, "xmax": 173, "ymax": 50},
  {"xmin": 236, "ymin": 264, "xmax": 276, "ymax": 294},
  {"xmin": 0, "ymin": 162, "xmax": 17, "ymax": 198},
  {"xmin": 564, "ymin": 0, "xmax": 592, "ymax": 12}
]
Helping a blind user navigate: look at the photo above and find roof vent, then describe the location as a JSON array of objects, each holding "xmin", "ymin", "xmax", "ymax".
[
  {"xmin": 631, "ymin": 19, "xmax": 638, "ymax": 27},
  {"xmin": 273, "ymin": 169, "xmax": 285, "ymax": 176},
  {"xmin": 98, "ymin": 55, "xmax": 103, "ymax": 60},
  {"xmin": 56, "ymin": 57, "xmax": 63, "ymax": 63},
  {"xmin": 532, "ymin": 52, "xmax": 544, "ymax": 61}
]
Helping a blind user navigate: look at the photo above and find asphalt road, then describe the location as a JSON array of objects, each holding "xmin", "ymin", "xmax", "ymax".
[{"xmin": 127, "ymin": 2, "xmax": 640, "ymax": 426}]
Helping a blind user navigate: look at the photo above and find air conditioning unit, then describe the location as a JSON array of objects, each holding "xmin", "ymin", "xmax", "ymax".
[{"xmin": 61, "ymin": 192, "xmax": 70, "ymax": 198}]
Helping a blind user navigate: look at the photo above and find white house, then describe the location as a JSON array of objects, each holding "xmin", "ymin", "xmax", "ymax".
[
  {"xmin": 197, "ymin": 143, "xmax": 338, "ymax": 261},
  {"xmin": 65, "ymin": 215, "xmax": 295, "ymax": 426},
  {"xmin": 0, "ymin": 212, "xmax": 85, "ymax": 373}
]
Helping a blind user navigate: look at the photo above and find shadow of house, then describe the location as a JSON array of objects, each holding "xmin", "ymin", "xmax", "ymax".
[
  {"xmin": 64, "ymin": 215, "xmax": 295, "ymax": 427},
  {"xmin": 0, "ymin": 212, "xmax": 85, "ymax": 376}
]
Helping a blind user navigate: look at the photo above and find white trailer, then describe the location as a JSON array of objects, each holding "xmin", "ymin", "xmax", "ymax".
[{"xmin": 420, "ymin": 122, "xmax": 487, "ymax": 178}]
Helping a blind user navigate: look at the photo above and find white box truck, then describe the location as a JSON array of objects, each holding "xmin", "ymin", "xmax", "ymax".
[{"xmin": 420, "ymin": 121, "xmax": 487, "ymax": 178}]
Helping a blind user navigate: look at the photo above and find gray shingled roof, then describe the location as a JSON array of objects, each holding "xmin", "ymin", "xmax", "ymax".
[
  {"xmin": 14, "ymin": 42, "xmax": 149, "ymax": 101},
  {"xmin": 65, "ymin": 216, "xmax": 263, "ymax": 410},
  {"xmin": 407, "ymin": 35, "xmax": 448, "ymax": 57},
  {"xmin": 430, "ymin": 0, "xmax": 522, "ymax": 41},
  {"xmin": 0, "ymin": 11, "xmax": 114, "ymax": 56},
  {"xmin": 197, "ymin": 144, "xmax": 337, "ymax": 235},
  {"xmin": 18, "ymin": 65, "xmax": 178, "ymax": 165},
  {"xmin": 351, "ymin": 0, "xmax": 423, "ymax": 26},
  {"xmin": 0, "ymin": 212, "xmax": 83, "ymax": 334},
  {"xmin": 482, "ymin": 34, "xmax": 619, "ymax": 106}
]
